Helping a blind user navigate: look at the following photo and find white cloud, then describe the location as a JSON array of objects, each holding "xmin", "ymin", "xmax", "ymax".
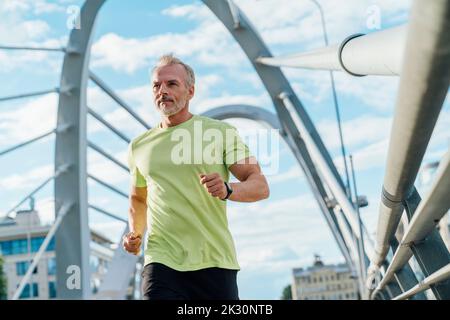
[
  {"xmin": 87, "ymin": 150, "xmax": 129, "ymax": 186},
  {"xmin": 267, "ymin": 164, "xmax": 304, "ymax": 184},
  {"xmin": 192, "ymin": 92, "xmax": 271, "ymax": 114},
  {"xmin": 161, "ymin": 3, "xmax": 212, "ymax": 21},
  {"xmin": 227, "ymin": 194, "xmax": 343, "ymax": 274},
  {"xmin": 1, "ymin": 0, "xmax": 65, "ymax": 15},
  {"xmin": 0, "ymin": 93, "xmax": 58, "ymax": 147},
  {"xmin": 318, "ymin": 114, "xmax": 392, "ymax": 151},
  {"xmin": 0, "ymin": 1, "xmax": 67, "ymax": 72},
  {"xmin": 35, "ymin": 196, "xmax": 56, "ymax": 225},
  {"xmin": 90, "ymin": 221, "xmax": 125, "ymax": 243},
  {"xmin": 0, "ymin": 164, "xmax": 53, "ymax": 191},
  {"xmin": 91, "ymin": 18, "xmax": 245, "ymax": 74}
]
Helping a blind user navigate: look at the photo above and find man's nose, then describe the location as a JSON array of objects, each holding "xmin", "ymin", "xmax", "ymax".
[{"xmin": 158, "ymin": 83, "xmax": 169, "ymax": 95}]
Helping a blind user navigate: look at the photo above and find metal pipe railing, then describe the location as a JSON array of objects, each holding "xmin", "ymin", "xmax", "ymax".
[
  {"xmin": 372, "ymin": 149, "xmax": 450, "ymax": 296},
  {"xmin": 87, "ymin": 141, "xmax": 128, "ymax": 172},
  {"xmin": 0, "ymin": 45, "xmax": 65, "ymax": 52},
  {"xmin": 0, "ymin": 129, "xmax": 55, "ymax": 157},
  {"xmin": 87, "ymin": 107, "xmax": 131, "ymax": 144},
  {"xmin": 256, "ymin": 25, "xmax": 406, "ymax": 76},
  {"xmin": 368, "ymin": 0, "xmax": 450, "ymax": 285},
  {"xmin": 393, "ymin": 263, "xmax": 450, "ymax": 300},
  {"xmin": 0, "ymin": 88, "xmax": 59, "ymax": 102},
  {"xmin": 334, "ymin": 208, "xmax": 363, "ymax": 278},
  {"xmin": 88, "ymin": 204, "xmax": 127, "ymax": 223},
  {"xmin": 284, "ymin": 132, "xmax": 355, "ymax": 270},
  {"xmin": 350, "ymin": 154, "xmax": 367, "ymax": 296},
  {"xmin": 3, "ymin": 164, "xmax": 71, "ymax": 218},
  {"xmin": 89, "ymin": 71, "xmax": 150, "ymax": 130},
  {"xmin": 87, "ymin": 174, "xmax": 128, "ymax": 199},
  {"xmin": 279, "ymin": 92, "xmax": 375, "ymax": 259},
  {"xmin": 11, "ymin": 202, "xmax": 73, "ymax": 300}
]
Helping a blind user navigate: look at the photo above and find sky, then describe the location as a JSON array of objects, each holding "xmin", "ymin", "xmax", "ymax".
[{"xmin": 0, "ymin": 0, "xmax": 449, "ymax": 299}]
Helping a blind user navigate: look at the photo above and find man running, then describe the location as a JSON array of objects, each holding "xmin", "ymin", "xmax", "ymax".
[{"xmin": 123, "ymin": 54, "xmax": 270, "ymax": 300}]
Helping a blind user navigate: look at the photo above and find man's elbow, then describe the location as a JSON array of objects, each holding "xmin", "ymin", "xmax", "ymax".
[{"xmin": 260, "ymin": 179, "xmax": 270, "ymax": 200}]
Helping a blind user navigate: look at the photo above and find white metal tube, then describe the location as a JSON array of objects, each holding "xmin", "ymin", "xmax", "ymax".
[
  {"xmin": 12, "ymin": 202, "xmax": 73, "ymax": 300},
  {"xmin": 375, "ymin": 149, "xmax": 450, "ymax": 293},
  {"xmin": 256, "ymin": 25, "xmax": 406, "ymax": 76},
  {"xmin": 369, "ymin": 0, "xmax": 450, "ymax": 278},
  {"xmin": 279, "ymin": 91, "xmax": 375, "ymax": 259},
  {"xmin": 393, "ymin": 263, "xmax": 450, "ymax": 300},
  {"xmin": 257, "ymin": 44, "xmax": 341, "ymax": 70}
]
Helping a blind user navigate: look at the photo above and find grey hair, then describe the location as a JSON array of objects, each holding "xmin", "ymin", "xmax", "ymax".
[{"xmin": 151, "ymin": 53, "xmax": 195, "ymax": 87}]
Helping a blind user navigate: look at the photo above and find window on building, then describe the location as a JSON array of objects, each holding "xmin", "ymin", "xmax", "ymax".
[
  {"xmin": 16, "ymin": 261, "xmax": 37, "ymax": 276},
  {"xmin": 31, "ymin": 237, "xmax": 55, "ymax": 252},
  {"xmin": 0, "ymin": 237, "xmax": 55, "ymax": 256},
  {"xmin": 0, "ymin": 241, "xmax": 12, "ymax": 255},
  {"xmin": 48, "ymin": 281, "xmax": 57, "ymax": 298},
  {"xmin": 31, "ymin": 237, "xmax": 43, "ymax": 252},
  {"xmin": 47, "ymin": 257, "xmax": 56, "ymax": 275},
  {"xmin": 19, "ymin": 283, "xmax": 39, "ymax": 299},
  {"xmin": 12, "ymin": 239, "xmax": 28, "ymax": 255},
  {"xmin": 90, "ymin": 255, "xmax": 99, "ymax": 273}
]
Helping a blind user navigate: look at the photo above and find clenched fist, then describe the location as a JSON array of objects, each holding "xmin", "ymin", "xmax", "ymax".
[
  {"xmin": 122, "ymin": 231, "xmax": 142, "ymax": 255},
  {"xmin": 199, "ymin": 173, "xmax": 227, "ymax": 200}
]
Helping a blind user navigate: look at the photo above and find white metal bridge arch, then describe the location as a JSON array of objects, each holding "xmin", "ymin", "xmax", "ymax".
[{"xmin": 0, "ymin": 0, "xmax": 448, "ymax": 300}]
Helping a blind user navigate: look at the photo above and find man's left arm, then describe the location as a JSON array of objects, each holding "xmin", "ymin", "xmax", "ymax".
[{"xmin": 200, "ymin": 156, "xmax": 270, "ymax": 202}]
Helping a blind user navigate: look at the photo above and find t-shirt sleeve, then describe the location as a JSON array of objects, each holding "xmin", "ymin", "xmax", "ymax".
[
  {"xmin": 223, "ymin": 125, "xmax": 252, "ymax": 169},
  {"xmin": 127, "ymin": 142, "xmax": 147, "ymax": 187}
]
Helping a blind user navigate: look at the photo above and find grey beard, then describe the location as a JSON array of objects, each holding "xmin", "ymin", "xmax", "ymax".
[{"xmin": 158, "ymin": 102, "xmax": 184, "ymax": 116}]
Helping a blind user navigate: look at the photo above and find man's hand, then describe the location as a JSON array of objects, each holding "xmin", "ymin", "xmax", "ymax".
[
  {"xmin": 122, "ymin": 231, "xmax": 142, "ymax": 255},
  {"xmin": 199, "ymin": 173, "xmax": 227, "ymax": 200}
]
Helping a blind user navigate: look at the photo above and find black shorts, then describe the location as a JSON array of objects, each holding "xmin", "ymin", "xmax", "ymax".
[{"xmin": 141, "ymin": 262, "xmax": 239, "ymax": 300}]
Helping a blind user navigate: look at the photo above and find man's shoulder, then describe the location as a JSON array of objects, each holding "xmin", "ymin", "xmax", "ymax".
[{"xmin": 130, "ymin": 127, "xmax": 157, "ymax": 147}]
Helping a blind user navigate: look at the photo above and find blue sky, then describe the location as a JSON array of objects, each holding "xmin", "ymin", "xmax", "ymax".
[{"xmin": 0, "ymin": 0, "xmax": 449, "ymax": 299}]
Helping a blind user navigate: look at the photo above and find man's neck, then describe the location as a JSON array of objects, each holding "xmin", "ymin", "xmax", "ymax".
[{"xmin": 160, "ymin": 108, "xmax": 193, "ymax": 128}]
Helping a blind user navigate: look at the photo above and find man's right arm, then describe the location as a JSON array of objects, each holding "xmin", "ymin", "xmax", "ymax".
[
  {"xmin": 128, "ymin": 185, "xmax": 148, "ymax": 237},
  {"xmin": 123, "ymin": 185, "xmax": 148, "ymax": 255}
]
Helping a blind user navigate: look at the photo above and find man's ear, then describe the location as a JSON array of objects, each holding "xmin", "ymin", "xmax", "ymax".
[{"xmin": 188, "ymin": 85, "xmax": 195, "ymax": 100}]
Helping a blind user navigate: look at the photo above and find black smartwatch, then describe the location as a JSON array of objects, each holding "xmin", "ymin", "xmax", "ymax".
[{"xmin": 222, "ymin": 181, "xmax": 233, "ymax": 200}]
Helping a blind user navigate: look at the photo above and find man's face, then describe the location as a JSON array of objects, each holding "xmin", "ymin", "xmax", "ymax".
[{"xmin": 152, "ymin": 64, "xmax": 194, "ymax": 117}]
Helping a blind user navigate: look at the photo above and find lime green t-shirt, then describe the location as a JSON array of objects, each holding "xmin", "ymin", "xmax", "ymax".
[{"xmin": 127, "ymin": 114, "xmax": 251, "ymax": 271}]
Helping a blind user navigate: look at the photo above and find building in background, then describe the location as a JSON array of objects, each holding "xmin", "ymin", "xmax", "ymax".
[
  {"xmin": 0, "ymin": 205, "xmax": 135, "ymax": 300},
  {"xmin": 291, "ymin": 255, "xmax": 359, "ymax": 300}
]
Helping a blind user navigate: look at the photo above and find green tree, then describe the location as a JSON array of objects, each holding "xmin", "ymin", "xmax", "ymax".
[
  {"xmin": 281, "ymin": 284, "xmax": 292, "ymax": 300},
  {"xmin": 0, "ymin": 256, "xmax": 7, "ymax": 300}
]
